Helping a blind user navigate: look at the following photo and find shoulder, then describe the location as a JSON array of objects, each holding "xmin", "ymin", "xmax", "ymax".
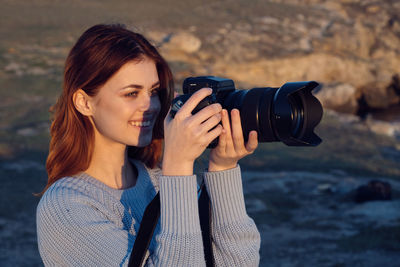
[
  {"xmin": 36, "ymin": 176, "xmax": 111, "ymax": 225},
  {"xmin": 38, "ymin": 176, "xmax": 91, "ymax": 206},
  {"xmin": 37, "ymin": 177, "xmax": 83, "ymax": 216}
]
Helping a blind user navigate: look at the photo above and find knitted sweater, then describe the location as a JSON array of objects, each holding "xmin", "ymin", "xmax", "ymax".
[{"xmin": 36, "ymin": 159, "xmax": 260, "ymax": 266}]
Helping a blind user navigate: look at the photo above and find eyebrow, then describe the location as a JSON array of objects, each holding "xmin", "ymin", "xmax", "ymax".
[{"xmin": 120, "ymin": 81, "xmax": 160, "ymax": 90}]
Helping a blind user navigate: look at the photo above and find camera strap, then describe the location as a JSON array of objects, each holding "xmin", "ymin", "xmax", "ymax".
[
  {"xmin": 128, "ymin": 183, "xmax": 214, "ymax": 267},
  {"xmin": 128, "ymin": 192, "xmax": 160, "ymax": 267},
  {"xmin": 198, "ymin": 182, "xmax": 215, "ymax": 267}
]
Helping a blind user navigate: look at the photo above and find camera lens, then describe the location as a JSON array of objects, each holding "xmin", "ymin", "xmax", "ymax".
[{"xmin": 221, "ymin": 81, "xmax": 322, "ymax": 146}]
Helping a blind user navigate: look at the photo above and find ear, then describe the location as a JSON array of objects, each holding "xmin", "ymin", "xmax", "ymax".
[{"xmin": 73, "ymin": 89, "xmax": 94, "ymax": 116}]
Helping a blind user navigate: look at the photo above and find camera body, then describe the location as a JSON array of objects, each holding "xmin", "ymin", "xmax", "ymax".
[
  {"xmin": 171, "ymin": 76, "xmax": 323, "ymax": 147},
  {"xmin": 170, "ymin": 76, "xmax": 234, "ymax": 116}
]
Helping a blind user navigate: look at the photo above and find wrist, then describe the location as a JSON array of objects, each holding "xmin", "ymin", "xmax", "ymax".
[
  {"xmin": 162, "ymin": 158, "xmax": 194, "ymax": 176},
  {"xmin": 208, "ymin": 161, "xmax": 237, "ymax": 172}
]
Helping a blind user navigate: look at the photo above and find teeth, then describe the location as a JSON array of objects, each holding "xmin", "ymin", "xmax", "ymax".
[{"xmin": 130, "ymin": 121, "xmax": 151, "ymax": 127}]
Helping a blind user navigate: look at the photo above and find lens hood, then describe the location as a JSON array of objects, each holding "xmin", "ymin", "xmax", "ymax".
[{"xmin": 272, "ymin": 81, "xmax": 323, "ymax": 146}]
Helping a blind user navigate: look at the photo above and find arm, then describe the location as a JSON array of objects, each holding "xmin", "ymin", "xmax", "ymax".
[
  {"xmin": 206, "ymin": 108, "xmax": 260, "ymax": 266},
  {"xmin": 203, "ymin": 165, "xmax": 260, "ymax": 267},
  {"xmin": 151, "ymin": 174, "xmax": 205, "ymax": 266},
  {"xmin": 36, "ymin": 179, "xmax": 205, "ymax": 267}
]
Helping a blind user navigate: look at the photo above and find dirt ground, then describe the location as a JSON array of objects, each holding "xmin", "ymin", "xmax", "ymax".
[
  {"xmin": 243, "ymin": 170, "xmax": 400, "ymax": 267},
  {"xmin": 1, "ymin": 159, "xmax": 400, "ymax": 266}
]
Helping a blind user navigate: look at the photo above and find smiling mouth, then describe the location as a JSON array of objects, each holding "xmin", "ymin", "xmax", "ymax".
[{"xmin": 129, "ymin": 120, "xmax": 152, "ymax": 127}]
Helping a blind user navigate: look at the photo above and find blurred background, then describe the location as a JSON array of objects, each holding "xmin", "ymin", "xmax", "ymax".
[{"xmin": 1, "ymin": 0, "xmax": 400, "ymax": 266}]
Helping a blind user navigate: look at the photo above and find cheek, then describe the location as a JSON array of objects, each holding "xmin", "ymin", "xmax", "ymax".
[
  {"xmin": 93, "ymin": 100, "xmax": 128, "ymax": 128},
  {"xmin": 152, "ymin": 96, "xmax": 162, "ymax": 115}
]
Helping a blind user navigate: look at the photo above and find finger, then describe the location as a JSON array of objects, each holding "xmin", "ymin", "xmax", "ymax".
[
  {"xmin": 217, "ymin": 127, "xmax": 227, "ymax": 151},
  {"xmin": 231, "ymin": 109, "xmax": 245, "ymax": 150},
  {"xmin": 177, "ymin": 88, "xmax": 213, "ymax": 117},
  {"xmin": 204, "ymin": 124, "xmax": 223, "ymax": 145},
  {"xmin": 191, "ymin": 103, "xmax": 222, "ymax": 125},
  {"xmin": 221, "ymin": 109, "xmax": 233, "ymax": 147},
  {"xmin": 200, "ymin": 112, "xmax": 221, "ymax": 134},
  {"xmin": 245, "ymin": 130, "xmax": 258, "ymax": 153}
]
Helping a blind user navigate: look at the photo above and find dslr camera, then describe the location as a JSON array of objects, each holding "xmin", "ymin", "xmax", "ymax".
[{"xmin": 170, "ymin": 76, "xmax": 323, "ymax": 147}]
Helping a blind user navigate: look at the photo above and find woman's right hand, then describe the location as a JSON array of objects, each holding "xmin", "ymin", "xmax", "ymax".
[{"xmin": 162, "ymin": 88, "xmax": 223, "ymax": 176}]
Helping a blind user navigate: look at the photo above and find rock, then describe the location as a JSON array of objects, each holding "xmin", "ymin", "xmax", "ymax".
[
  {"xmin": 358, "ymin": 76, "xmax": 400, "ymax": 109},
  {"xmin": 315, "ymin": 83, "xmax": 358, "ymax": 114},
  {"xmin": 354, "ymin": 180, "xmax": 392, "ymax": 203},
  {"xmin": 165, "ymin": 32, "xmax": 202, "ymax": 54},
  {"xmin": 146, "ymin": 30, "xmax": 201, "ymax": 55},
  {"xmin": 344, "ymin": 200, "xmax": 400, "ymax": 227},
  {"xmin": 27, "ymin": 66, "xmax": 48, "ymax": 76},
  {"xmin": 316, "ymin": 183, "xmax": 336, "ymax": 194},
  {"xmin": 17, "ymin": 127, "xmax": 38, "ymax": 136},
  {"xmin": 191, "ymin": 0, "xmax": 400, "ymax": 119},
  {"xmin": 4, "ymin": 62, "xmax": 25, "ymax": 76},
  {"xmin": 365, "ymin": 117, "xmax": 400, "ymax": 138}
]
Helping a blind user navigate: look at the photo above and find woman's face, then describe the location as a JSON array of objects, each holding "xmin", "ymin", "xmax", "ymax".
[{"xmin": 89, "ymin": 57, "xmax": 161, "ymax": 148}]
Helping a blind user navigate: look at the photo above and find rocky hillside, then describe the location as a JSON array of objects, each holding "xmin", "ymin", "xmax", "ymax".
[
  {"xmin": 2, "ymin": 0, "xmax": 399, "ymax": 119},
  {"xmin": 146, "ymin": 0, "xmax": 400, "ymax": 118}
]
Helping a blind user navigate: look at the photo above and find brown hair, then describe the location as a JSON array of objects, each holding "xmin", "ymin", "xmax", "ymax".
[{"xmin": 41, "ymin": 24, "xmax": 174, "ymax": 194}]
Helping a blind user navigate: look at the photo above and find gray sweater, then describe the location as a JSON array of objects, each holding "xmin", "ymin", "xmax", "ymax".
[{"xmin": 36, "ymin": 159, "xmax": 260, "ymax": 266}]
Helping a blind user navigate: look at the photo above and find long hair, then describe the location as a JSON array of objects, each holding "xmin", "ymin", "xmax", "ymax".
[{"xmin": 41, "ymin": 24, "xmax": 174, "ymax": 195}]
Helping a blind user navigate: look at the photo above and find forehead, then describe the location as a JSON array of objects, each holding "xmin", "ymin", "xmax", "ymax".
[{"xmin": 102, "ymin": 58, "xmax": 159, "ymax": 92}]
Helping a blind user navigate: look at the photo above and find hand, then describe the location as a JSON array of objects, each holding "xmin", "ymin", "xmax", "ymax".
[
  {"xmin": 163, "ymin": 88, "xmax": 223, "ymax": 176},
  {"xmin": 208, "ymin": 109, "xmax": 258, "ymax": 172}
]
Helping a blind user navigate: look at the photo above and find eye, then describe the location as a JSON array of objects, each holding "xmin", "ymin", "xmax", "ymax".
[
  {"xmin": 125, "ymin": 91, "xmax": 138, "ymax": 97},
  {"xmin": 151, "ymin": 87, "xmax": 160, "ymax": 96}
]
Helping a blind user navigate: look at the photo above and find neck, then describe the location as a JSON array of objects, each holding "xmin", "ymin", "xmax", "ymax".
[{"xmin": 85, "ymin": 133, "xmax": 137, "ymax": 189}]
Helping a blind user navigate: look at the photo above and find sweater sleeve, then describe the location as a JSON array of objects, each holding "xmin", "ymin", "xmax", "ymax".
[
  {"xmin": 150, "ymin": 174, "xmax": 205, "ymax": 266},
  {"xmin": 203, "ymin": 165, "xmax": 261, "ymax": 267},
  {"xmin": 37, "ymin": 176, "xmax": 205, "ymax": 267}
]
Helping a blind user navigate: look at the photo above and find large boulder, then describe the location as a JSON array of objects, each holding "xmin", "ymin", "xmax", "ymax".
[
  {"xmin": 357, "ymin": 75, "xmax": 400, "ymax": 109},
  {"xmin": 315, "ymin": 83, "xmax": 358, "ymax": 114}
]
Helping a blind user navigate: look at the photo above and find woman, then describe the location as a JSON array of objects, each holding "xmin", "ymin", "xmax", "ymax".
[{"xmin": 37, "ymin": 24, "xmax": 260, "ymax": 266}]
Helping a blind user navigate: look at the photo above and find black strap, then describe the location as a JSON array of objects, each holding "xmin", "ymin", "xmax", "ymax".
[
  {"xmin": 128, "ymin": 186, "xmax": 214, "ymax": 267},
  {"xmin": 128, "ymin": 192, "xmax": 160, "ymax": 267},
  {"xmin": 199, "ymin": 183, "xmax": 215, "ymax": 267}
]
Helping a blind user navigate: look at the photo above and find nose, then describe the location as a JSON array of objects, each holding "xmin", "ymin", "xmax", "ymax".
[
  {"xmin": 138, "ymin": 93, "xmax": 159, "ymax": 112},
  {"xmin": 139, "ymin": 94, "xmax": 151, "ymax": 111}
]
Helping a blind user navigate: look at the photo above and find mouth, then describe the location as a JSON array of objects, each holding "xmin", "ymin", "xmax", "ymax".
[{"xmin": 128, "ymin": 119, "xmax": 153, "ymax": 128}]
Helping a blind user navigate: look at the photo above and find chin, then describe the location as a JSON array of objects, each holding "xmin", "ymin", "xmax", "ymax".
[{"xmin": 129, "ymin": 137, "xmax": 153, "ymax": 148}]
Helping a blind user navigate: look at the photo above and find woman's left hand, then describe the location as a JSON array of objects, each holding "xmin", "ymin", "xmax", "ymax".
[{"xmin": 208, "ymin": 108, "xmax": 258, "ymax": 172}]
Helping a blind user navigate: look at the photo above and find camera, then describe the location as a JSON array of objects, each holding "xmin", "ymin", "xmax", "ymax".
[{"xmin": 170, "ymin": 76, "xmax": 323, "ymax": 147}]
